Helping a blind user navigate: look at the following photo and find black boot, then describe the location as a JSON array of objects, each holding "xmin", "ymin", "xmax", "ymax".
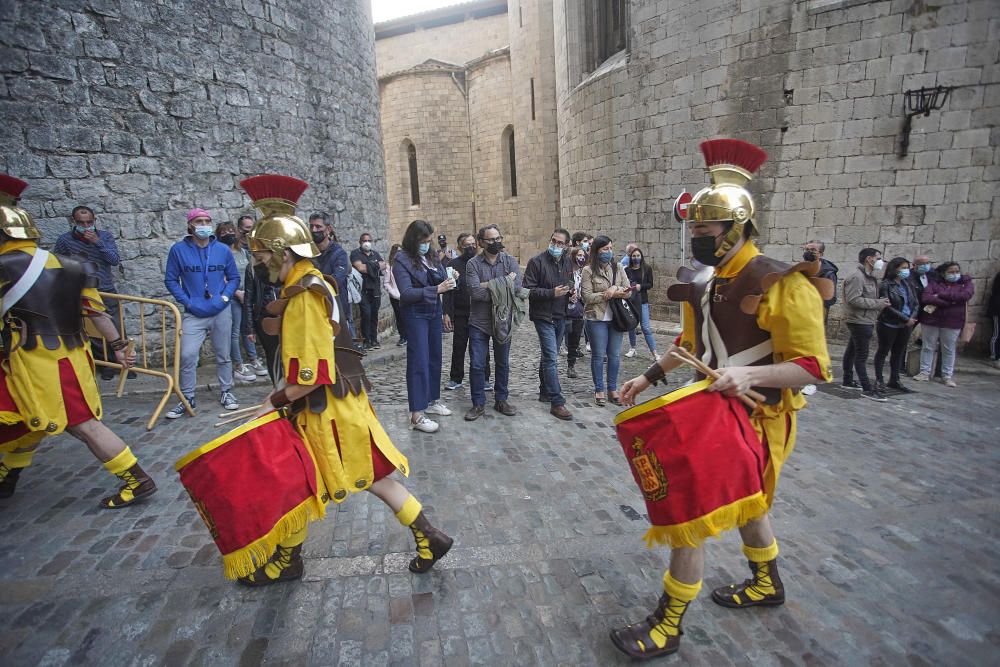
[
  {"xmin": 100, "ymin": 462, "xmax": 157, "ymax": 509},
  {"xmin": 0, "ymin": 464, "xmax": 23, "ymax": 499},
  {"xmin": 407, "ymin": 512, "xmax": 453, "ymax": 574},
  {"xmin": 610, "ymin": 592, "xmax": 689, "ymax": 660},
  {"xmin": 711, "ymin": 558, "xmax": 785, "ymax": 608},
  {"xmin": 238, "ymin": 544, "xmax": 304, "ymax": 587}
]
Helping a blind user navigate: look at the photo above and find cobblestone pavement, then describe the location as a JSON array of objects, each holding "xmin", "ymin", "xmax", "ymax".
[{"xmin": 1, "ymin": 325, "xmax": 998, "ymax": 666}]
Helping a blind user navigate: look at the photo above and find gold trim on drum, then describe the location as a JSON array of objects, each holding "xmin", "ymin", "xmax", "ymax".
[
  {"xmin": 613, "ymin": 379, "xmax": 714, "ymax": 426},
  {"xmin": 174, "ymin": 411, "xmax": 282, "ymax": 471}
]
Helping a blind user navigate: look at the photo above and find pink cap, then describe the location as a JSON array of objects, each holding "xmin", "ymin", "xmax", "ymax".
[{"xmin": 187, "ymin": 208, "xmax": 212, "ymax": 223}]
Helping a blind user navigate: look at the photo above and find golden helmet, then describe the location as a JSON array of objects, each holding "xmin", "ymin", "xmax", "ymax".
[
  {"xmin": 240, "ymin": 175, "xmax": 318, "ymax": 282},
  {"xmin": 0, "ymin": 174, "xmax": 41, "ymax": 241},
  {"xmin": 687, "ymin": 139, "xmax": 768, "ymax": 259}
]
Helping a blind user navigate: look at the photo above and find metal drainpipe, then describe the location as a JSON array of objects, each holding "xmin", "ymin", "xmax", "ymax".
[{"xmin": 451, "ymin": 71, "xmax": 478, "ymax": 233}]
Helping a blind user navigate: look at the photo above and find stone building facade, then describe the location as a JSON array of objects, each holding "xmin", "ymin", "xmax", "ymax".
[
  {"xmin": 378, "ymin": 0, "xmax": 998, "ymax": 344},
  {"xmin": 2, "ymin": 0, "xmax": 388, "ymax": 302}
]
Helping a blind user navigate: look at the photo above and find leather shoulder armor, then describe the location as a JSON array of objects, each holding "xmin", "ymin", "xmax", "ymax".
[{"xmin": 0, "ymin": 251, "xmax": 89, "ymax": 352}]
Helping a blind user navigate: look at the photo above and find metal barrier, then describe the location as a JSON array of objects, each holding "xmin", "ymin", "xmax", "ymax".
[{"xmin": 84, "ymin": 292, "xmax": 194, "ymax": 430}]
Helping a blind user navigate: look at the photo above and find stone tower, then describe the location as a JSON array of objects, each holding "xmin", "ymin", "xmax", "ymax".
[{"xmin": 1, "ymin": 0, "xmax": 387, "ymax": 297}]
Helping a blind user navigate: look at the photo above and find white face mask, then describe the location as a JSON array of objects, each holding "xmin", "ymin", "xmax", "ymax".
[
  {"xmin": 872, "ymin": 258, "xmax": 885, "ymax": 272},
  {"xmin": 362, "ymin": 241, "xmax": 372, "ymax": 251}
]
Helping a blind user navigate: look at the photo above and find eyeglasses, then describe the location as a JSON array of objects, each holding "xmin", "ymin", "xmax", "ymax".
[
  {"xmin": 482, "ymin": 235, "xmax": 503, "ymax": 242},
  {"xmin": 549, "ymin": 238, "xmax": 568, "ymax": 247}
]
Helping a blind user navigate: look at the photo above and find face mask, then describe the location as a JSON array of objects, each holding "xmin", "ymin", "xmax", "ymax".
[
  {"xmin": 916, "ymin": 264, "xmax": 931, "ymax": 274},
  {"xmin": 74, "ymin": 225, "xmax": 93, "ymax": 235},
  {"xmin": 872, "ymin": 259, "xmax": 885, "ymax": 272},
  {"xmin": 362, "ymin": 241, "xmax": 372, "ymax": 251},
  {"xmin": 803, "ymin": 250, "xmax": 817, "ymax": 262},
  {"xmin": 219, "ymin": 233, "xmax": 237, "ymax": 246},
  {"xmin": 577, "ymin": 254, "xmax": 587, "ymax": 266},
  {"xmin": 897, "ymin": 268, "xmax": 910, "ymax": 279},
  {"xmin": 462, "ymin": 246, "xmax": 476, "ymax": 258},
  {"xmin": 945, "ymin": 273, "xmax": 960, "ymax": 283},
  {"xmin": 691, "ymin": 235, "xmax": 723, "ymax": 266},
  {"xmin": 311, "ymin": 230, "xmax": 326, "ymax": 245},
  {"xmin": 484, "ymin": 240, "xmax": 504, "ymax": 255},
  {"xmin": 630, "ymin": 257, "xmax": 640, "ymax": 265},
  {"xmin": 598, "ymin": 250, "xmax": 614, "ymax": 263},
  {"xmin": 548, "ymin": 245, "xmax": 563, "ymax": 259},
  {"xmin": 193, "ymin": 225, "xmax": 212, "ymax": 240},
  {"xmin": 418, "ymin": 242, "xmax": 431, "ymax": 255},
  {"xmin": 581, "ymin": 242, "xmax": 590, "ymax": 252},
  {"xmin": 439, "ymin": 240, "xmax": 447, "ymax": 249}
]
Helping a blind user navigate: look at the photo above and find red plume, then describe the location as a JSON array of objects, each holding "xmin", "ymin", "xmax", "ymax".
[
  {"xmin": 0, "ymin": 174, "xmax": 29, "ymax": 199},
  {"xmin": 240, "ymin": 174, "xmax": 309, "ymax": 204},
  {"xmin": 700, "ymin": 139, "xmax": 767, "ymax": 174}
]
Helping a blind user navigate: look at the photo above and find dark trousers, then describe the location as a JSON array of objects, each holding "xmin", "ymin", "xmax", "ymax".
[
  {"xmin": 449, "ymin": 312, "xmax": 489, "ymax": 384},
  {"xmin": 359, "ymin": 289, "xmax": 381, "ymax": 345},
  {"xmin": 390, "ymin": 297, "xmax": 406, "ymax": 341},
  {"xmin": 843, "ymin": 322, "xmax": 874, "ymax": 389},
  {"xmin": 402, "ymin": 309, "xmax": 442, "ymax": 413},
  {"xmin": 874, "ymin": 323, "xmax": 912, "ymax": 384},
  {"xmin": 254, "ymin": 324, "xmax": 280, "ymax": 385},
  {"xmin": 991, "ymin": 315, "xmax": 999, "ymax": 360},
  {"xmin": 566, "ymin": 318, "xmax": 584, "ymax": 366}
]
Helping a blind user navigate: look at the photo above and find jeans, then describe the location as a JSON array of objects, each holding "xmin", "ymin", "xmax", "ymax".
[
  {"xmin": 229, "ymin": 299, "xmax": 257, "ymax": 367},
  {"xmin": 843, "ymin": 322, "xmax": 874, "ymax": 390},
  {"xmin": 627, "ymin": 303, "xmax": 657, "ymax": 353},
  {"xmin": 469, "ymin": 326, "xmax": 510, "ymax": 407},
  {"xmin": 450, "ymin": 312, "xmax": 490, "ymax": 384},
  {"xmin": 180, "ymin": 309, "xmax": 233, "ymax": 397},
  {"xmin": 535, "ymin": 319, "xmax": 566, "ymax": 406},
  {"xmin": 390, "ymin": 297, "xmax": 406, "ymax": 341},
  {"xmin": 401, "ymin": 307, "xmax": 442, "ymax": 413},
  {"xmin": 874, "ymin": 322, "xmax": 911, "ymax": 384},
  {"xmin": 359, "ymin": 288, "xmax": 381, "ymax": 345},
  {"xmin": 566, "ymin": 318, "xmax": 584, "ymax": 366},
  {"xmin": 586, "ymin": 320, "xmax": 623, "ymax": 393},
  {"xmin": 920, "ymin": 325, "xmax": 960, "ymax": 378}
]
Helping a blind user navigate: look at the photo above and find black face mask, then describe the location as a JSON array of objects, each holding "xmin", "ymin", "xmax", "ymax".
[
  {"xmin": 484, "ymin": 240, "xmax": 504, "ymax": 255},
  {"xmin": 311, "ymin": 230, "xmax": 327, "ymax": 245},
  {"xmin": 691, "ymin": 235, "xmax": 723, "ymax": 266},
  {"xmin": 219, "ymin": 234, "xmax": 237, "ymax": 246},
  {"xmin": 803, "ymin": 250, "xmax": 817, "ymax": 262},
  {"xmin": 253, "ymin": 262, "xmax": 269, "ymax": 281},
  {"xmin": 462, "ymin": 247, "xmax": 476, "ymax": 258}
]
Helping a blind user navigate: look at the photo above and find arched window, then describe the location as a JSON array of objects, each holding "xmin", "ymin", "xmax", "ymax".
[
  {"xmin": 501, "ymin": 125, "xmax": 517, "ymax": 199},
  {"xmin": 402, "ymin": 139, "xmax": 420, "ymax": 207}
]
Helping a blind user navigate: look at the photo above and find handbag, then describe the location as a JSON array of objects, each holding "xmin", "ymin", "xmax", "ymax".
[
  {"xmin": 607, "ymin": 264, "xmax": 639, "ymax": 332},
  {"xmin": 959, "ymin": 304, "xmax": 976, "ymax": 343}
]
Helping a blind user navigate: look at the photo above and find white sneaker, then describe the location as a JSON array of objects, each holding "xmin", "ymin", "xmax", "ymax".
[
  {"xmin": 234, "ymin": 364, "xmax": 257, "ymax": 383},
  {"xmin": 410, "ymin": 415, "xmax": 439, "ymax": 433},
  {"xmin": 625, "ymin": 347, "xmax": 636, "ymax": 358},
  {"xmin": 220, "ymin": 391, "xmax": 240, "ymax": 410},
  {"xmin": 652, "ymin": 351, "xmax": 661, "ymax": 361},
  {"xmin": 586, "ymin": 343, "xmax": 591, "ymax": 353},
  {"xmin": 943, "ymin": 376, "xmax": 957, "ymax": 387},
  {"xmin": 911, "ymin": 372, "xmax": 930, "ymax": 382},
  {"xmin": 425, "ymin": 401, "xmax": 452, "ymax": 416},
  {"xmin": 250, "ymin": 358, "xmax": 268, "ymax": 376}
]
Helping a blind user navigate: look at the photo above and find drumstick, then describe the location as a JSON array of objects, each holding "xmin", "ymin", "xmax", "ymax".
[
  {"xmin": 217, "ymin": 404, "xmax": 264, "ymax": 419},
  {"xmin": 671, "ymin": 347, "xmax": 767, "ymax": 403},
  {"xmin": 214, "ymin": 412, "xmax": 259, "ymax": 428},
  {"xmin": 668, "ymin": 351, "xmax": 762, "ymax": 410}
]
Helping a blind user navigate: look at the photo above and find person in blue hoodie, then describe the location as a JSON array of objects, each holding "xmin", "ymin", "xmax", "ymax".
[{"xmin": 163, "ymin": 209, "xmax": 241, "ymax": 418}]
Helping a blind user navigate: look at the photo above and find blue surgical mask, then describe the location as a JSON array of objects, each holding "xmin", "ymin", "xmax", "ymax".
[
  {"xmin": 74, "ymin": 225, "xmax": 92, "ymax": 235},
  {"xmin": 418, "ymin": 242, "xmax": 430, "ymax": 255},
  {"xmin": 599, "ymin": 250, "xmax": 614, "ymax": 263},
  {"xmin": 945, "ymin": 273, "xmax": 960, "ymax": 283},
  {"xmin": 548, "ymin": 245, "xmax": 563, "ymax": 259},
  {"xmin": 193, "ymin": 225, "xmax": 212, "ymax": 240},
  {"xmin": 916, "ymin": 263, "xmax": 931, "ymax": 274},
  {"xmin": 897, "ymin": 268, "xmax": 910, "ymax": 279},
  {"xmin": 581, "ymin": 242, "xmax": 590, "ymax": 252}
]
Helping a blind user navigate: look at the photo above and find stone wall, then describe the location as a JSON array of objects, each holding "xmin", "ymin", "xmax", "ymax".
[
  {"xmin": 375, "ymin": 13, "xmax": 509, "ymax": 76},
  {"xmin": 554, "ymin": 0, "xmax": 999, "ymax": 344},
  {"xmin": 2, "ymin": 0, "xmax": 388, "ymax": 308}
]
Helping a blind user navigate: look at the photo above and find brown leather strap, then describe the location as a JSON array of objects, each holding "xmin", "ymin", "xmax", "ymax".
[
  {"xmin": 270, "ymin": 388, "xmax": 291, "ymax": 408},
  {"xmin": 643, "ymin": 362, "xmax": 666, "ymax": 385}
]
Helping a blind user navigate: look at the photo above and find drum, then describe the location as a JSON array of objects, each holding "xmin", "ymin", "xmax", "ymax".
[
  {"xmin": 614, "ymin": 379, "xmax": 769, "ymax": 549},
  {"xmin": 175, "ymin": 411, "xmax": 325, "ymax": 579}
]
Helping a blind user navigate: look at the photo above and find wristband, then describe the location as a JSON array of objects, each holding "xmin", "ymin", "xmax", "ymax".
[
  {"xmin": 642, "ymin": 362, "xmax": 666, "ymax": 386},
  {"xmin": 109, "ymin": 338, "xmax": 128, "ymax": 351},
  {"xmin": 270, "ymin": 388, "xmax": 291, "ymax": 409}
]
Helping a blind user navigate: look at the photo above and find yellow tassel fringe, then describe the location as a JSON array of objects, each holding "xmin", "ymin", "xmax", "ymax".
[
  {"xmin": 221, "ymin": 496, "xmax": 324, "ymax": 580},
  {"xmin": 643, "ymin": 492, "xmax": 770, "ymax": 549}
]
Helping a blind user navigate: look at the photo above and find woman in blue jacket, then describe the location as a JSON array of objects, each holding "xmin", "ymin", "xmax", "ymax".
[{"xmin": 392, "ymin": 220, "xmax": 458, "ymax": 433}]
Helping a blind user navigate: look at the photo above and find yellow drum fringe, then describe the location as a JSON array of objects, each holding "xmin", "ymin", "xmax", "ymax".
[
  {"xmin": 221, "ymin": 495, "xmax": 324, "ymax": 580},
  {"xmin": 643, "ymin": 492, "xmax": 770, "ymax": 549}
]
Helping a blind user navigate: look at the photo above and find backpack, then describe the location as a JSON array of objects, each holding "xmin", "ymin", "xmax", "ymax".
[{"xmin": 347, "ymin": 268, "xmax": 363, "ymax": 304}]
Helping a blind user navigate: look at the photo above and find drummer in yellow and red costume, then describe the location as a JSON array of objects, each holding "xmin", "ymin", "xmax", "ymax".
[
  {"xmin": 0, "ymin": 174, "xmax": 154, "ymax": 507},
  {"xmin": 235, "ymin": 175, "xmax": 453, "ymax": 586},
  {"xmin": 611, "ymin": 140, "xmax": 833, "ymax": 659}
]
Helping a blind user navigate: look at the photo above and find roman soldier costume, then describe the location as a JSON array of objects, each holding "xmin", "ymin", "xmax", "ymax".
[
  {"xmin": 0, "ymin": 174, "xmax": 155, "ymax": 507},
  {"xmin": 610, "ymin": 141, "xmax": 832, "ymax": 659},
  {"xmin": 234, "ymin": 175, "xmax": 452, "ymax": 585}
]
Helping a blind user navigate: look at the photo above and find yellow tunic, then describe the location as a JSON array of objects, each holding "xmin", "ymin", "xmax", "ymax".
[
  {"xmin": 680, "ymin": 242, "xmax": 831, "ymax": 504},
  {"xmin": 1, "ymin": 241, "xmax": 105, "ymax": 447},
  {"xmin": 280, "ymin": 260, "xmax": 408, "ymax": 504}
]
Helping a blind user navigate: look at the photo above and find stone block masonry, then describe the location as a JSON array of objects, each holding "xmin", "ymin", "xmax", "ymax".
[{"xmin": 2, "ymin": 0, "xmax": 390, "ymax": 322}]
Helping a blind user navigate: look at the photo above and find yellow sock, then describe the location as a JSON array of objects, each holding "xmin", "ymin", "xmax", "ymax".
[
  {"xmin": 2, "ymin": 451, "xmax": 35, "ymax": 470},
  {"xmin": 742, "ymin": 539, "xmax": 779, "ymax": 563},
  {"xmin": 663, "ymin": 572, "xmax": 702, "ymax": 603},
  {"xmin": 640, "ymin": 573, "xmax": 701, "ymax": 648},
  {"xmin": 263, "ymin": 527, "xmax": 308, "ymax": 579},
  {"xmin": 103, "ymin": 447, "xmax": 137, "ymax": 475},
  {"xmin": 394, "ymin": 495, "xmax": 422, "ymax": 527}
]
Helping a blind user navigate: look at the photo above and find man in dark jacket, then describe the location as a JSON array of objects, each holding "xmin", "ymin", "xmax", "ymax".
[
  {"xmin": 803, "ymin": 240, "xmax": 838, "ymax": 322},
  {"xmin": 443, "ymin": 233, "xmax": 489, "ymax": 390},
  {"xmin": 523, "ymin": 228, "xmax": 574, "ymax": 420},
  {"xmin": 309, "ymin": 212, "xmax": 355, "ymax": 345}
]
